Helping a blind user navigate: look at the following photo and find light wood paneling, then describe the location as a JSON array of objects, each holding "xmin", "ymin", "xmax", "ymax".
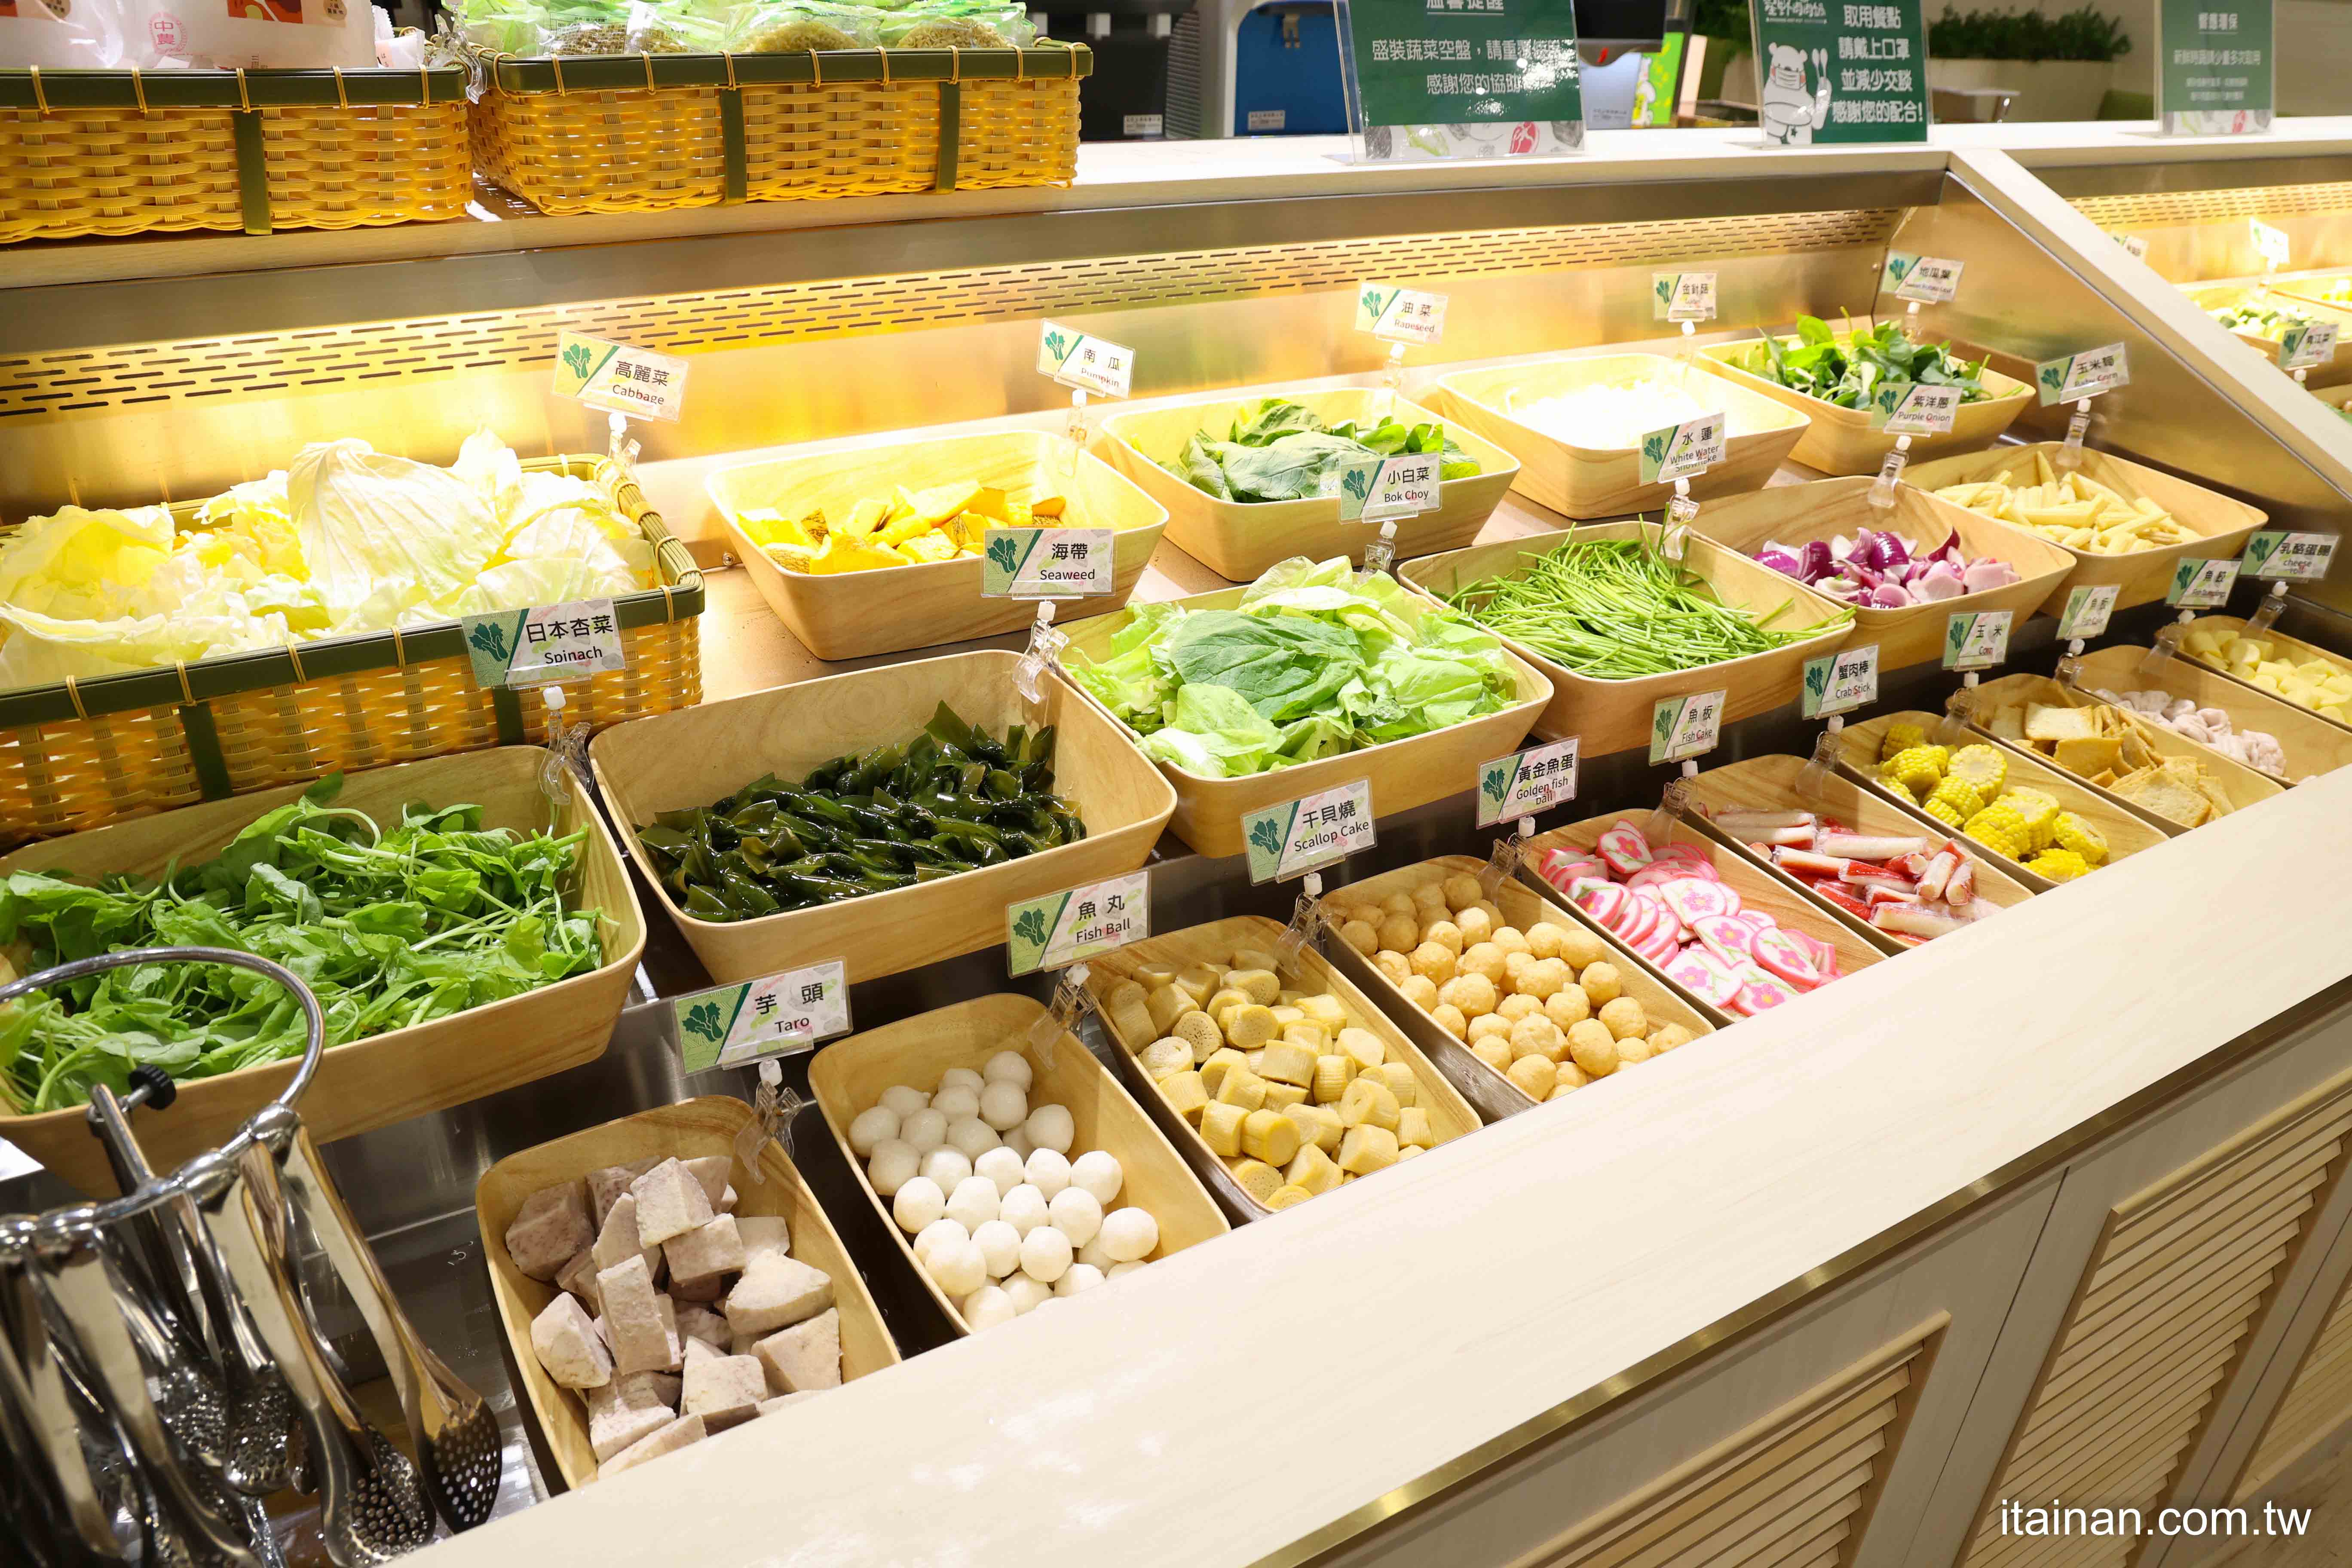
[{"xmin": 2235, "ymin": 1269, "xmax": 2352, "ymax": 1501}]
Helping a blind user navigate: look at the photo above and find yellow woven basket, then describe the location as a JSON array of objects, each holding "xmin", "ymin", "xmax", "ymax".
[
  {"xmin": 0, "ymin": 456, "xmax": 704, "ymax": 847},
  {"xmin": 469, "ymin": 43, "xmax": 1087, "ymax": 214},
  {"xmin": 0, "ymin": 56, "xmax": 469, "ymax": 243}
]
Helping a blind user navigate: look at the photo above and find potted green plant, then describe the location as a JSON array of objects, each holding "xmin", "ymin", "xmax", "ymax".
[
  {"xmin": 1926, "ymin": 6, "xmax": 2132, "ymax": 120},
  {"xmin": 1694, "ymin": 0, "xmax": 1756, "ymax": 105}
]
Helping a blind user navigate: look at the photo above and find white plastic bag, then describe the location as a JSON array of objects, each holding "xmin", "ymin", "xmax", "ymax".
[
  {"xmin": 123, "ymin": 0, "xmax": 375, "ymax": 70},
  {"xmin": 0, "ymin": 0, "xmax": 127, "ymax": 69}
]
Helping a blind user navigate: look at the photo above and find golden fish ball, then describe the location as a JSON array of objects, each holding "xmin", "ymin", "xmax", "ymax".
[
  {"xmin": 1458, "ymin": 942, "xmax": 1507, "ymax": 985},
  {"xmin": 1598, "ymin": 997, "xmax": 1649, "ymax": 1041},
  {"xmin": 1422, "ymin": 919, "xmax": 1464, "ymax": 956},
  {"xmin": 1495, "ymin": 993, "xmax": 1540, "ymax": 1023},
  {"xmin": 1431, "ymin": 1002, "xmax": 1468, "ymax": 1040},
  {"xmin": 1442, "ymin": 873, "xmax": 1485, "ymax": 911},
  {"xmin": 1471, "ymin": 1037, "xmax": 1512, "ymax": 1073},
  {"xmin": 1506, "ymin": 1054, "xmax": 1554, "ymax": 1101},
  {"xmin": 1377, "ymin": 914, "xmax": 1421, "ymax": 953},
  {"xmin": 1554, "ymin": 1060, "xmax": 1590, "ymax": 1090},
  {"xmin": 1649, "ymin": 1023, "xmax": 1694, "ymax": 1053},
  {"xmin": 1398, "ymin": 974, "xmax": 1439, "ymax": 1009},
  {"xmin": 1372, "ymin": 950, "xmax": 1412, "ymax": 986},
  {"xmin": 1436, "ymin": 973, "xmax": 1498, "ymax": 1018},
  {"xmin": 1379, "ymin": 891, "xmax": 1415, "ymax": 918},
  {"xmin": 1555, "ymin": 923, "xmax": 1608, "ymax": 971},
  {"xmin": 1543, "ymin": 986, "xmax": 1592, "ymax": 1030},
  {"xmin": 1567, "ymin": 1019, "xmax": 1619, "ymax": 1078},
  {"xmin": 1491, "ymin": 926, "xmax": 1531, "ymax": 958},
  {"xmin": 1455, "ymin": 907, "xmax": 1495, "ymax": 946},
  {"xmin": 1339, "ymin": 919, "xmax": 1379, "ymax": 956},
  {"xmin": 1407, "ymin": 942, "xmax": 1456, "ymax": 986},
  {"xmin": 1507, "ymin": 1014, "xmax": 1562, "ymax": 1064},
  {"xmin": 1579, "ymin": 962, "xmax": 1622, "ymax": 1005},
  {"xmin": 1615, "ymin": 1034, "xmax": 1655, "ymax": 1067},
  {"xmin": 1466, "ymin": 1012, "xmax": 1512, "ymax": 1044}
]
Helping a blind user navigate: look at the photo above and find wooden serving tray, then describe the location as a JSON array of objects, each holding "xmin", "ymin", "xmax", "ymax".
[
  {"xmin": 1398, "ymin": 521, "xmax": 1852, "ymax": 757},
  {"xmin": 1522, "ymin": 812, "xmax": 1883, "ymax": 1025},
  {"xmin": 2067, "ymin": 644, "xmax": 2352, "ymax": 784},
  {"xmin": 1680, "ymin": 753, "xmax": 2035, "ymax": 955},
  {"xmin": 1429, "ymin": 352, "xmax": 1808, "ymax": 520},
  {"xmin": 1900, "ymin": 443, "xmax": 2266, "ymax": 616},
  {"xmin": 1693, "ymin": 335, "xmax": 2033, "ymax": 475},
  {"xmin": 706, "ymin": 428, "xmax": 1167, "ymax": 662},
  {"xmin": 476, "ymin": 1096, "xmax": 900, "ymax": 1493},
  {"xmin": 1321, "ymin": 856, "xmax": 1714, "ymax": 1110},
  {"xmin": 1055, "ymin": 588, "xmax": 1548, "ymax": 859},
  {"xmin": 1964, "ymin": 670, "xmax": 2284, "ymax": 832},
  {"xmin": 2178, "ymin": 282, "xmax": 2352, "ymax": 384},
  {"xmin": 1094, "ymin": 388, "xmax": 1519, "ymax": 582},
  {"xmin": 808, "ymin": 993, "xmax": 1228, "ymax": 1331},
  {"xmin": 0, "ymin": 747, "xmax": 643, "ymax": 1197},
  {"xmin": 1833, "ymin": 709, "xmax": 2169, "ymax": 892},
  {"xmin": 590, "ymin": 650, "xmax": 1174, "ymax": 986},
  {"xmin": 1084, "ymin": 915, "xmax": 1483, "ymax": 1213},
  {"xmin": 1689, "ymin": 477, "xmax": 2076, "ymax": 671},
  {"xmin": 2178, "ymin": 614, "xmax": 2352, "ymax": 735}
]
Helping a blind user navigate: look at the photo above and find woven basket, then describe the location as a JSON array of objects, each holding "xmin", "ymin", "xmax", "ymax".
[
  {"xmin": 0, "ymin": 456, "xmax": 703, "ymax": 847},
  {"xmin": 468, "ymin": 43, "xmax": 1087, "ymax": 215},
  {"xmin": 0, "ymin": 56, "xmax": 469, "ymax": 243}
]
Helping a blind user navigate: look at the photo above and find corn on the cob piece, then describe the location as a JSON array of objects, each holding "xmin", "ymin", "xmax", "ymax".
[
  {"xmin": 2051, "ymin": 812, "xmax": 2107, "ymax": 866},
  {"xmin": 1947, "ymin": 743, "xmax": 2009, "ymax": 795},
  {"xmin": 1879, "ymin": 744, "xmax": 1949, "ymax": 800},
  {"xmin": 1923, "ymin": 795, "xmax": 1967, "ymax": 828},
  {"xmin": 2027, "ymin": 847, "xmax": 2093, "ymax": 881},
  {"xmin": 1926, "ymin": 778, "xmax": 1986, "ymax": 821},
  {"xmin": 1880, "ymin": 721, "xmax": 1928, "ymax": 760}
]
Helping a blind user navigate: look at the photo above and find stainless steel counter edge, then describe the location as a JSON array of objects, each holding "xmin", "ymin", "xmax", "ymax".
[{"xmin": 411, "ymin": 762, "xmax": 2352, "ymax": 1568}]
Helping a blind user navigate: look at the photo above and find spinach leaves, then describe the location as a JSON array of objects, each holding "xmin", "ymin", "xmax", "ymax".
[
  {"xmin": 1734, "ymin": 317, "xmax": 1994, "ymax": 410},
  {"xmin": 1163, "ymin": 398, "xmax": 1481, "ymax": 503}
]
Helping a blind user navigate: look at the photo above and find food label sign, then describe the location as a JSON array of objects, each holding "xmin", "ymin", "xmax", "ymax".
[
  {"xmin": 1007, "ymin": 871, "xmax": 1151, "ymax": 977},
  {"xmin": 2118, "ymin": 233, "xmax": 2152, "ymax": 260},
  {"xmin": 2156, "ymin": 0, "xmax": 2273, "ymax": 138},
  {"xmin": 1355, "ymin": 284, "xmax": 1449, "ymax": 346},
  {"xmin": 2243, "ymin": 530, "xmax": 2337, "ymax": 581},
  {"xmin": 1874, "ymin": 382, "xmax": 1960, "ymax": 435},
  {"xmin": 2166, "ymin": 554, "xmax": 2241, "ymax": 607},
  {"xmin": 551, "ymin": 331, "xmax": 688, "ymax": 423},
  {"xmin": 2056, "ymin": 583, "xmax": 2119, "ymax": 640},
  {"xmin": 980, "ymin": 527, "xmax": 1116, "ymax": 598},
  {"xmin": 1943, "ymin": 609, "xmax": 2012, "ymax": 671},
  {"xmin": 1801, "ymin": 644, "xmax": 1878, "ymax": 719},
  {"xmin": 1653, "ymin": 272, "xmax": 1718, "ymax": 322},
  {"xmin": 1749, "ymin": 0, "xmax": 1930, "ymax": 147},
  {"xmin": 1637, "ymin": 413, "xmax": 1726, "ymax": 483},
  {"xmin": 1324, "ymin": 453, "xmax": 1441, "ymax": 521},
  {"xmin": 462, "ymin": 598, "xmax": 626, "ymax": 689},
  {"xmin": 1242, "ymin": 778, "xmax": 1376, "ymax": 885},
  {"xmin": 2036, "ymin": 343, "xmax": 2131, "ymax": 404},
  {"xmin": 1884, "ymin": 251, "xmax": 1963, "ymax": 303},
  {"xmin": 1649, "ymin": 689, "xmax": 1726, "ymax": 765},
  {"xmin": 1338, "ymin": 0, "xmax": 1583, "ymax": 163},
  {"xmin": 1476, "ymin": 738, "xmax": 1580, "ymax": 826},
  {"xmin": 2279, "ymin": 321, "xmax": 2338, "ymax": 370},
  {"xmin": 673, "ymin": 961, "xmax": 850, "ymax": 1073},
  {"xmin": 1037, "ymin": 322, "xmax": 1133, "ymax": 397}
]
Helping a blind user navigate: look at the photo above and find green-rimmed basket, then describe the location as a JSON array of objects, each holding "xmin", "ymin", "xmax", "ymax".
[
  {"xmin": 0, "ymin": 455, "xmax": 703, "ymax": 848},
  {"xmin": 466, "ymin": 42, "xmax": 1089, "ymax": 214},
  {"xmin": 0, "ymin": 50, "xmax": 469, "ymax": 243}
]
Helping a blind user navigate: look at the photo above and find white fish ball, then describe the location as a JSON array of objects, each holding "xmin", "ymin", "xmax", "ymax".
[
  {"xmin": 972, "ymin": 1219, "xmax": 1022, "ymax": 1278},
  {"xmin": 974, "ymin": 1146, "xmax": 1026, "ymax": 1197},
  {"xmin": 926, "ymin": 1240, "xmax": 988, "ymax": 1298},
  {"xmin": 900, "ymin": 1108, "xmax": 948, "ymax": 1155},
  {"xmin": 1098, "ymin": 1207, "xmax": 1158, "ymax": 1262},
  {"xmin": 1001, "ymin": 1127, "xmax": 1034, "ymax": 1162},
  {"xmin": 1104, "ymin": 1261, "xmax": 1146, "ymax": 1282},
  {"xmin": 983, "ymin": 1050, "xmax": 1033, "ymax": 1089},
  {"xmin": 879, "ymin": 1085, "xmax": 929, "ymax": 1118},
  {"xmin": 979, "ymin": 1081, "xmax": 1029, "ymax": 1131},
  {"xmin": 918, "ymin": 1147, "xmax": 972, "ymax": 1192},
  {"xmin": 1069, "ymin": 1149, "xmax": 1124, "ymax": 1207},
  {"xmin": 848, "ymin": 1106, "xmax": 900, "ymax": 1158},
  {"xmin": 946, "ymin": 1176, "xmax": 1001, "ymax": 1233},
  {"xmin": 912, "ymin": 1217, "xmax": 968, "ymax": 1265},
  {"xmin": 937, "ymin": 1067, "xmax": 985, "ymax": 1096},
  {"xmin": 1023, "ymin": 1103, "xmax": 1075, "ymax": 1155},
  {"xmin": 962, "ymin": 1284, "xmax": 1015, "ymax": 1330},
  {"xmin": 945, "ymin": 1117, "xmax": 1000, "ymax": 1162},
  {"xmin": 891, "ymin": 1176, "xmax": 944, "ymax": 1234},
  {"xmin": 999, "ymin": 1184, "xmax": 1050, "ymax": 1237},
  {"xmin": 1075, "ymin": 1237, "xmax": 1115, "ymax": 1271},
  {"xmin": 867, "ymin": 1139, "xmax": 919, "ymax": 1198},
  {"xmin": 1054, "ymin": 1263, "xmax": 1104, "ymax": 1297},
  {"xmin": 1047, "ymin": 1186, "xmax": 1103, "ymax": 1249},
  {"xmin": 1004, "ymin": 1272, "xmax": 1054, "ymax": 1315},
  {"xmin": 1018, "ymin": 1225, "xmax": 1073, "ymax": 1284},
  {"xmin": 930, "ymin": 1084, "xmax": 981, "ymax": 1123},
  {"xmin": 1023, "ymin": 1147, "xmax": 1072, "ymax": 1200}
]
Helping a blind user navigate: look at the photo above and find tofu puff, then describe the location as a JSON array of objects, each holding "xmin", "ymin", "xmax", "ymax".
[
  {"xmin": 1117, "ymin": 947, "xmax": 1447, "ymax": 1201},
  {"xmin": 512, "ymin": 1153, "xmax": 842, "ymax": 1482},
  {"xmin": 1335, "ymin": 876, "xmax": 1694, "ymax": 1103}
]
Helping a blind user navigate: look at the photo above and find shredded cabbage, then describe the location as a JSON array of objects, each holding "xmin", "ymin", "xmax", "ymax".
[{"xmin": 0, "ymin": 432, "xmax": 657, "ymax": 692}]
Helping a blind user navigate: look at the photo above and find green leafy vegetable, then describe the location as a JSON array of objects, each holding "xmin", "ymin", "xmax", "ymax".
[
  {"xmin": 1445, "ymin": 534, "xmax": 1853, "ymax": 680},
  {"xmin": 1065, "ymin": 557, "xmax": 1516, "ymax": 778},
  {"xmin": 634, "ymin": 706, "xmax": 1086, "ymax": 923},
  {"xmin": 1160, "ymin": 399, "xmax": 1480, "ymax": 503},
  {"xmin": 1728, "ymin": 318, "xmax": 1995, "ymax": 410},
  {"xmin": 0, "ymin": 776, "xmax": 603, "ymax": 1115},
  {"xmin": 2208, "ymin": 300, "xmax": 2306, "ymax": 342}
]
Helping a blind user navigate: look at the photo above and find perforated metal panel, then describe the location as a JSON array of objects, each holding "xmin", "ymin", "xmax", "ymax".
[
  {"xmin": 2236, "ymin": 1264, "xmax": 2352, "ymax": 1500},
  {"xmin": 1519, "ymin": 1324, "xmax": 1939, "ymax": 1568},
  {"xmin": 0, "ymin": 208, "xmax": 1899, "ymax": 424},
  {"xmin": 1962, "ymin": 1073, "xmax": 2352, "ymax": 1568},
  {"xmin": 2069, "ymin": 184, "xmax": 2352, "ymax": 230}
]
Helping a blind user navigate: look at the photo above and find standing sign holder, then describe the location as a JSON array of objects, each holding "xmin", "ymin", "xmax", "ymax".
[
  {"xmin": 1334, "ymin": 0, "xmax": 1583, "ymax": 164},
  {"xmin": 1749, "ymin": 0, "xmax": 1930, "ymax": 148},
  {"xmin": 2155, "ymin": 0, "xmax": 2273, "ymax": 135}
]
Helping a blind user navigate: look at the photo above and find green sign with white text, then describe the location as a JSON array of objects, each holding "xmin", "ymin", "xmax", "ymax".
[
  {"xmin": 2157, "ymin": 0, "xmax": 2272, "ymax": 135},
  {"xmin": 1341, "ymin": 0, "xmax": 1583, "ymax": 162},
  {"xmin": 1751, "ymin": 0, "xmax": 1928, "ymax": 145}
]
